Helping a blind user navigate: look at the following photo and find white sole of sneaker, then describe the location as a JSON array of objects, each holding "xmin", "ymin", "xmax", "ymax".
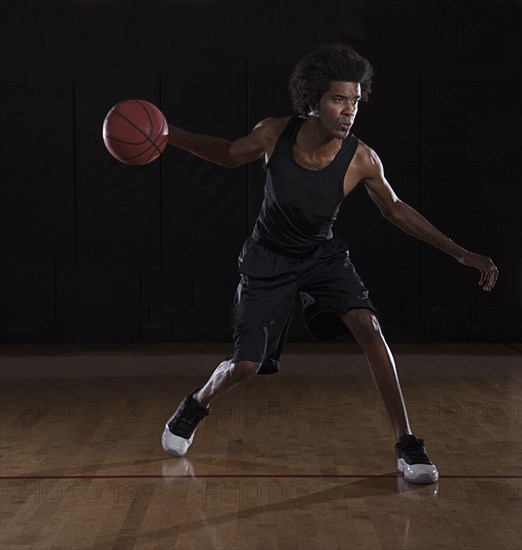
[
  {"xmin": 162, "ymin": 427, "xmax": 195, "ymax": 457},
  {"xmin": 397, "ymin": 458, "xmax": 439, "ymax": 484}
]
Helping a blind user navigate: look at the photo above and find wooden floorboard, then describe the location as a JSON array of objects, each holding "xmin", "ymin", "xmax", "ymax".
[{"xmin": 1, "ymin": 343, "xmax": 521, "ymax": 549}]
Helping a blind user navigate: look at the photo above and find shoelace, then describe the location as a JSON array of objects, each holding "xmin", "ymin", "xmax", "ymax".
[
  {"xmin": 168, "ymin": 396, "xmax": 209, "ymax": 437},
  {"xmin": 397, "ymin": 438, "xmax": 432, "ymax": 464},
  {"xmin": 186, "ymin": 406, "xmax": 209, "ymax": 422},
  {"xmin": 177, "ymin": 401, "xmax": 207, "ymax": 424}
]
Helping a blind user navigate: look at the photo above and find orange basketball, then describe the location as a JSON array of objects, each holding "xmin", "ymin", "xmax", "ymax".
[{"xmin": 102, "ymin": 99, "xmax": 169, "ymax": 165}]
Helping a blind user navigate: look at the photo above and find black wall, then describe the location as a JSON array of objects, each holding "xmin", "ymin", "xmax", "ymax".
[{"xmin": 1, "ymin": 0, "xmax": 521, "ymax": 344}]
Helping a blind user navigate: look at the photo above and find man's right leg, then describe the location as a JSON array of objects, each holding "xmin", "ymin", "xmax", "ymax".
[
  {"xmin": 162, "ymin": 249, "xmax": 297, "ymax": 458},
  {"xmin": 194, "ymin": 359, "xmax": 262, "ymax": 407},
  {"xmin": 162, "ymin": 359, "xmax": 261, "ymax": 457}
]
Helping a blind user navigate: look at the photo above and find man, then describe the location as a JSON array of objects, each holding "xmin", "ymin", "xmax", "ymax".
[{"xmin": 161, "ymin": 45, "xmax": 498, "ymax": 484}]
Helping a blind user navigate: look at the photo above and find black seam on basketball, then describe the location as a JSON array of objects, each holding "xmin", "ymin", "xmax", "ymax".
[
  {"xmin": 136, "ymin": 101, "xmax": 167, "ymax": 155},
  {"xmin": 156, "ymin": 135, "xmax": 168, "ymax": 150},
  {"xmin": 144, "ymin": 135, "xmax": 168, "ymax": 163},
  {"xmin": 149, "ymin": 118, "xmax": 167, "ymax": 152},
  {"xmin": 144, "ymin": 148, "xmax": 157, "ymax": 164},
  {"xmin": 109, "ymin": 102, "xmax": 166, "ymax": 160},
  {"xmin": 132, "ymin": 101, "xmax": 163, "ymax": 155},
  {"xmin": 149, "ymin": 139, "xmax": 161, "ymax": 156},
  {"xmin": 144, "ymin": 133, "xmax": 168, "ymax": 163},
  {"xmin": 111, "ymin": 107, "xmax": 153, "ymax": 142},
  {"xmin": 136, "ymin": 100, "xmax": 154, "ymax": 139},
  {"xmin": 112, "ymin": 103, "xmax": 161, "ymax": 153},
  {"xmin": 147, "ymin": 116, "xmax": 166, "ymax": 155},
  {"xmin": 158, "ymin": 114, "xmax": 165, "ymax": 136},
  {"xmin": 124, "ymin": 132, "xmax": 165, "ymax": 161},
  {"xmin": 135, "ymin": 100, "xmax": 163, "ymax": 156},
  {"xmin": 114, "ymin": 133, "xmax": 165, "ymax": 162},
  {"xmin": 106, "ymin": 134, "xmax": 148, "ymax": 145},
  {"xmin": 123, "ymin": 141, "xmax": 157, "ymax": 161}
]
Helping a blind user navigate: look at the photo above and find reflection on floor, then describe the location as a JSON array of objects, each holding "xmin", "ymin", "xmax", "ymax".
[{"xmin": 1, "ymin": 343, "xmax": 521, "ymax": 549}]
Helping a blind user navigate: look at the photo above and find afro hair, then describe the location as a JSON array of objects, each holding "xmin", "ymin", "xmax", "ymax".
[{"xmin": 289, "ymin": 44, "xmax": 374, "ymax": 117}]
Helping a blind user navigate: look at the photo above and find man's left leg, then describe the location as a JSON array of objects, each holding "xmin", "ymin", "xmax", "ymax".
[
  {"xmin": 340, "ymin": 308, "xmax": 439, "ymax": 484},
  {"xmin": 340, "ymin": 308, "xmax": 409, "ymax": 438}
]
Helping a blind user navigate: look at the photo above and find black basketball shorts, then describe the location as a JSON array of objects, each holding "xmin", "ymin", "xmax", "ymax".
[{"xmin": 231, "ymin": 237, "xmax": 376, "ymax": 375}]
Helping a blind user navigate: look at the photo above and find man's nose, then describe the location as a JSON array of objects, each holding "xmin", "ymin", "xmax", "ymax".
[{"xmin": 343, "ymin": 103, "xmax": 356, "ymax": 116}]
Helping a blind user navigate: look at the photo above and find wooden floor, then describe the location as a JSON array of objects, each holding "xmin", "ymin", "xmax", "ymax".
[{"xmin": 1, "ymin": 343, "xmax": 521, "ymax": 550}]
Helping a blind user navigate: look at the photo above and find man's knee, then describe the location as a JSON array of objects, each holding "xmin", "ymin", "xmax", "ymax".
[
  {"xmin": 341, "ymin": 308, "xmax": 381, "ymax": 339},
  {"xmin": 230, "ymin": 360, "xmax": 262, "ymax": 382}
]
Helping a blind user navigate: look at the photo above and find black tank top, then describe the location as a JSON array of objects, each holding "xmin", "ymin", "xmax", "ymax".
[{"xmin": 252, "ymin": 116, "xmax": 359, "ymax": 255}]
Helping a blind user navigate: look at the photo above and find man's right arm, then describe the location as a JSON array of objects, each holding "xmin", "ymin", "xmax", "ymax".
[{"xmin": 167, "ymin": 119, "xmax": 274, "ymax": 168}]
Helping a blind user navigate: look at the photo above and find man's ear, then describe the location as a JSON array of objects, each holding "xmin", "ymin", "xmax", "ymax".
[{"xmin": 307, "ymin": 96, "xmax": 319, "ymax": 117}]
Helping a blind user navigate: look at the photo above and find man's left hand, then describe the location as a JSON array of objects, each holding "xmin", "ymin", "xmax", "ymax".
[{"xmin": 458, "ymin": 252, "xmax": 499, "ymax": 291}]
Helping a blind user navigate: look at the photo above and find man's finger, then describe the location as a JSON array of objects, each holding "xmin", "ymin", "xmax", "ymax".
[{"xmin": 483, "ymin": 268, "xmax": 498, "ymax": 291}]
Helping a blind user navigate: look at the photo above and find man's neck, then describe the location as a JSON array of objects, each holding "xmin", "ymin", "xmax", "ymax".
[{"xmin": 296, "ymin": 117, "xmax": 342, "ymax": 153}]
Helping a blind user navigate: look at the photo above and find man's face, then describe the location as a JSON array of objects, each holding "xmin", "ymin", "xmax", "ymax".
[{"xmin": 313, "ymin": 81, "xmax": 361, "ymax": 138}]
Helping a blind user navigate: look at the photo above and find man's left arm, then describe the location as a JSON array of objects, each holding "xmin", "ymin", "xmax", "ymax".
[{"xmin": 360, "ymin": 146, "xmax": 498, "ymax": 291}]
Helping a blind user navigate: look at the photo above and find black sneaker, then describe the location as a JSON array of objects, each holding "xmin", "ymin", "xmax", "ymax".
[
  {"xmin": 162, "ymin": 389, "xmax": 210, "ymax": 457},
  {"xmin": 396, "ymin": 434, "xmax": 439, "ymax": 484}
]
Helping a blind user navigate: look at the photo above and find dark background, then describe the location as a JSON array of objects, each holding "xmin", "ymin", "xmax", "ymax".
[{"xmin": 1, "ymin": 0, "xmax": 521, "ymax": 345}]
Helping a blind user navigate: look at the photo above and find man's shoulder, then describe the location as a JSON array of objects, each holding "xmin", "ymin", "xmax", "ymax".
[
  {"xmin": 352, "ymin": 138, "xmax": 372, "ymax": 160},
  {"xmin": 350, "ymin": 139, "xmax": 384, "ymax": 180},
  {"xmin": 251, "ymin": 116, "xmax": 293, "ymax": 149},
  {"xmin": 253, "ymin": 116, "xmax": 292, "ymax": 135},
  {"xmin": 352, "ymin": 139, "xmax": 378, "ymax": 166}
]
